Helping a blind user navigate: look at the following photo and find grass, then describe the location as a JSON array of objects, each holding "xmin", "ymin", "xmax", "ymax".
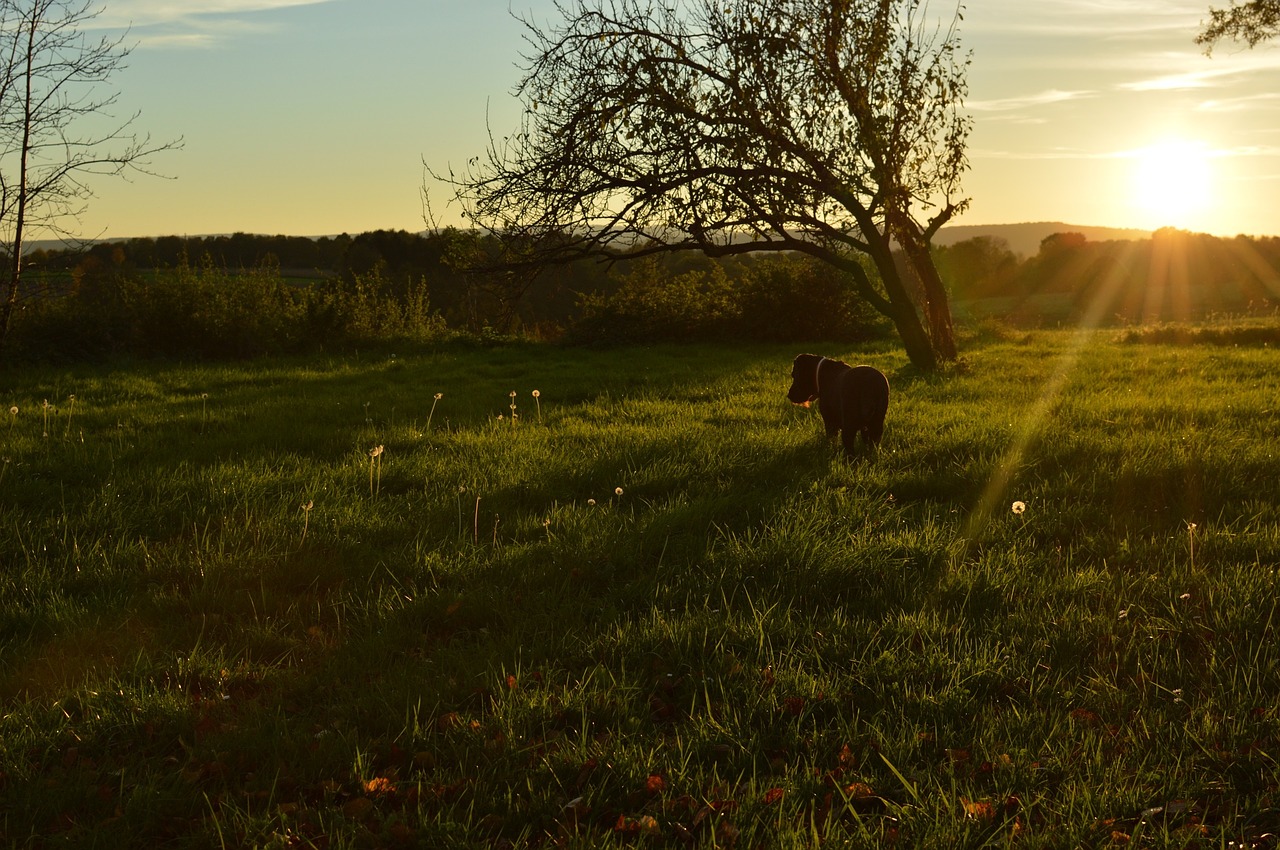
[{"xmin": 2, "ymin": 328, "xmax": 1280, "ymax": 848}]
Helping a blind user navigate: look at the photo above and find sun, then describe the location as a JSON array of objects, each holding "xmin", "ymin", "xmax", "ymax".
[{"xmin": 1128, "ymin": 139, "xmax": 1216, "ymax": 230}]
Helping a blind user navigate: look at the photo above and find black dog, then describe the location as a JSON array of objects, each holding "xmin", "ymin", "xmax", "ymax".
[{"xmin": 787, "ymin": 354, "xmax": 889, "ymax": 456}]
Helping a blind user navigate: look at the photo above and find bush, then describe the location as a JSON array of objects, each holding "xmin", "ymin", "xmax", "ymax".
[
  {"xmin": 4, "ymin": 259, "xmax": 451, "ymax": 363},
  {"xmin": 736, "ymin": 254, "xmax": 889, "ymax": 343},
  {"xmin": 566, "ymin": 253, "xmax": 890, "ymax": 346},
  {"xmin": 567, "ymin": 258, "xmax": 741, "ymax": 344}
]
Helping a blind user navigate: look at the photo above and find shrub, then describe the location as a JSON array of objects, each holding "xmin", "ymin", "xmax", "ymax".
[
  {"xmin": 567, "ymin": 258, "xmax": 741, "ymax": 344},
  {"xmin": 566, "ymin": 253, "xmax": 890, "ymax": 346},
  {"xmin": 5, "ymin": 259, "xmax": 450, "ymax": 363},
  {"xmin": 736, "ymin": 254, "xmax": 889, "ymax": 343}
]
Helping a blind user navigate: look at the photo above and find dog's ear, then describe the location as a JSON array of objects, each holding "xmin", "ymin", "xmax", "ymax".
[{"xmin": 792, "ymin": 353, "xmax": 816, "ymax": 372}]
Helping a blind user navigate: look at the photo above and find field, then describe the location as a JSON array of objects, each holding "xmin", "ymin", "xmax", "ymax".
[{"xmin": 2, "ymin": 326, "xmax": 1280, "ymax": 848}]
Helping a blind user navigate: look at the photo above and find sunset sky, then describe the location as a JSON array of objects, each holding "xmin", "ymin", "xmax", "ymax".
[{"xmin": 69, "ymin": 0, "xmax": 1280, "ymax": 241}]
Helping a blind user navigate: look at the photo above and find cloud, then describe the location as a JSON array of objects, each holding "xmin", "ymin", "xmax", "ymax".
[
  {"xmin": 99, "ymin": 1, "xmax": 334, "ymax": 24},
  {"xmin": 1197, "ymin": 93, "xmax": 1280, "ymax": 112},
  {"xmin": 1118, "ymin": 49, "xmax": 1280, "ymax": 92},
  {"xmin": 967, "ymin": 0, "xmax": 1206, "ymax": 39},
  {"xmin": 91, "ymin": 0, "xmax": 337, "ymax": 46},
  {"xmin": 968, "ymin": 89, "xmax": 1096, "ymax": 113},
  {"xmin": 970, "ymin": 141, "xmax": 1264, "ymax": 163}
]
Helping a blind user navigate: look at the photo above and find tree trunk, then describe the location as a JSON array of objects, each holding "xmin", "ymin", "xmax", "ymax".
[
  {"xmin": 886, "ymin": 296, "xmax": 939, "ymax": 372},
  {"xmin": 852, "ymin": 249, "xmax": 939, "ymax": 372},
  {"xmin": 0, "ymin": 10, "xmax": 36, "ymax": 364},
  {"xmin": 902, "ymin": 239, "xmax": 958, "ymax": 362}
]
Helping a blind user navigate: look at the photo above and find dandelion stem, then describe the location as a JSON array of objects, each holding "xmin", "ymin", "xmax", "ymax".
[
  {"xmin": 300, "ymin": 500, "xmax": 314, "ymax": 546},
  {"xmin": 63, "ymin": 395, "xmax": 76, "ymax": 439},
  {"xmin": 368, "ymin": 445, "xmax": 384, "ymax": 497}
]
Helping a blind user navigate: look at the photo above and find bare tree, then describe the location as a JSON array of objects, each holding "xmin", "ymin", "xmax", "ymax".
[
  {"xmin": 437, "ymin": 0, "xmax": 971, "ymax": 370},
  {"xmin": 1198, "ymin": 0, "xmax": 1280, "ymax": 50},
  {"xmin": 0, "ymin": 0, "xmax": 179, "ymax": 358}
]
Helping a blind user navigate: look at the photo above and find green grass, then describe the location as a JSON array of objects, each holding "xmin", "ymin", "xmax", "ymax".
[{"xmin": 3, "ymin": 329, "xmax": 1280, "ymax": 848}]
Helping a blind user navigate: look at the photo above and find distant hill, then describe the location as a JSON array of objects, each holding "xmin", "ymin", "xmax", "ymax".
[{"xmin": 935, "ymin": 222, "xmax": 1152, "ymax": 258}]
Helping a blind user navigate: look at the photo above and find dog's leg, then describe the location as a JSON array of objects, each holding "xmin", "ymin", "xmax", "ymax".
[
  {"xmin": 864, "ymin": 419, "xmax": 884, "ymax": 447},
  {"xmin": 818, "ymin": 402, "xmax": 841, "ymax": 439}
]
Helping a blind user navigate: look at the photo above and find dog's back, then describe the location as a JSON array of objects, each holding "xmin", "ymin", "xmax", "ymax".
[
  {"xmin": 788, "ymin": 354, "xmax": 888, "ymax": 455},
  {"xmin": 838, "ymin": 365, "xmax": 889, "ymax": 446}
]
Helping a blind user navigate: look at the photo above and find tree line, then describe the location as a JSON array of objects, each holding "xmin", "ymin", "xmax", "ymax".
[
  {"xmin": 5, "ymin": 225, "xmax": 1277, "ymax": 364},
  {"xmin": 934, "ymin": 227, "xmax": 1280, "ymax": 324},
  {"xmin": 4, "ymin": 228, "xmax": 892, "ymax": 362}
]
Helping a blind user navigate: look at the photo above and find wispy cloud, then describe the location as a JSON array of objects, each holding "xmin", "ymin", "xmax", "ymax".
[
  {"xmin": 1114, "ymin": 47, "xmax": 1280, "ymax": 98},
  {"xmin": 1198, "ymin": 92, "xmax": 1280, "ymax": 112},
  {"xmin": 968, "ymin": 89, "xmax": 1096, "ymax": 113},
  {"xmin": 967, "ymin": 0, "xmax": 1206, "ymax": 39},
  {"xmin": 975, "ymin": 141, "xmax": 1280, "ymax": 165},
  {"xmin": 93, "ymin": 0, "xmax": 337, "ymax": 46},
  {"xmin": 100, "ymin": 1, "xmax": 334, "ymax": 25}
]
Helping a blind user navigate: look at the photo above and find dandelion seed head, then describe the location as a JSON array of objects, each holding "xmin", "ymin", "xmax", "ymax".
[
  {"xmin": 434, "ymin": 392, "xmax": 443, "ymax": 400},
  {"xmin": 1011, "ymin": 500, "xmax": 1026, "ymax": 515},
  {"xmin": 532, "ymin": 390, "xmax": 540, "ymax": 398},
  {"xmin": 369, "ymin": 445, "xmax": 384, "ymax": 458},
  {"xmin": 587, "ymin": 498, "xmax": 596, "ymax": 506},
  {"xmin": 509, "ymin": 390, "xmax": 517, "ymax": 398},
  {"xmin": 615, "ymin": 487, "xmax": 624, "ymax": 496},
  {"xmin": 8, "ymin": 406, "xmax": 16, "ymax": 416}
]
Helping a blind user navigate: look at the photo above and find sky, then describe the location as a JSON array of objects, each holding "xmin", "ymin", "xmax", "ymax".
[{"xmin": 58, "ymin": 0, "xmax": 1280, "ymax": 241}]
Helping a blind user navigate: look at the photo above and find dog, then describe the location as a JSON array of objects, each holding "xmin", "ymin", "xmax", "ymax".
[{"xmin": 787, "ymin": 354, "xmax": 889, "ymax": 456}]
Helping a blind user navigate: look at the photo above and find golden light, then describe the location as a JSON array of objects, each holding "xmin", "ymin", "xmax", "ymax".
[{"xmin": 1128, "ymin": 139, "xmax": 1216, "ymax": 230}]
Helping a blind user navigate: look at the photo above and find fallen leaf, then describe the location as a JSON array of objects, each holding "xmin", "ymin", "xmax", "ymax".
[
  {"xmin": 844, "ymin": 782, "xmax": 874, "ymax": 800},
  {"xmin": 364, "ymin": 776, "xmax": 396, "ymax": 796},
  {"xmin": 962, "ymin": 798, "xmax": 998, "ymax": 821},
  {"xmin": 341, "ymin": 797, "xmax": 375, "ymax": 820},
  {"xmin": 1071, "ymin": 708, "xmax": 1101, "ymax": 724}
]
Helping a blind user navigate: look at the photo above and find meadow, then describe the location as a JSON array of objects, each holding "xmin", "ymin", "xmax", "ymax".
[{"xmin": 2, "ymin": 325, "xmax": 1279, "ymax": 848}]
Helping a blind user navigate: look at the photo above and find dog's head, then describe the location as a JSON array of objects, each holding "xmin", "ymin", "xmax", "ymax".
[{"xmin": 787, "ymin": 353, "xmax": 822, "ymax": 407}]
